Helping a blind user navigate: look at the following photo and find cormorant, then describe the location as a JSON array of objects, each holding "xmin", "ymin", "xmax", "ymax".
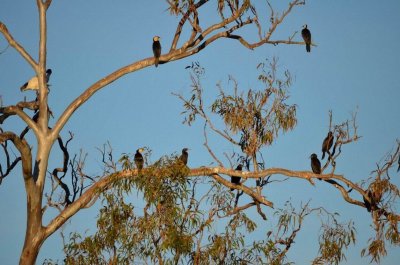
[
  {"xmin": 363, "ymin": 190, "xmax": 373, "ymax": 212},
  {"xmin": 321, "ymin": 131, "xmax": 334, "ymax": 160},
  {"xmin": 301, "ymin": 25, "xmax": 312, "ymax": 53},
  {"xmin": 363, "ymin": 189, "xmax": 381, "ymax": 212},
  {"xmin": 310, "ymin": 153, "xmax": 321, "ymax": 179},
  {"xmin": 152, "ymin": 36, "xmax": 161, "ymax": 67},
  {"xmin": 230, "ymin": 164, "xmax": 243, "ymax": 191},
  {"xmin": 134, "ymin": 148, "xmax": 144, "ymax": 171},
  {"xmin": 397, "ymin": 155, "xmax": 400, "ymax": 172},
  {"xmin": 20, "ymin": 69, "xmax": 52, "ymax": 91},
  {"xmin": 179, "ymin": 148, "xmax": 189, "ymax": 166}
]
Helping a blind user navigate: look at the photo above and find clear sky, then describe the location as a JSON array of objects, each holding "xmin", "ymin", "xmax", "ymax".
[{"xmin": 1, "ymin": 1, "xmax": 400, "ymax": 264}]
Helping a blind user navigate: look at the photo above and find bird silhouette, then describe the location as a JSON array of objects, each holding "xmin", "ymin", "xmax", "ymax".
[
  {"xmin": 363, "ymin": 191, "xmax": 373, "ymax": 212},
  {"xmin": 301, "ymin": 25, "xmax": 312, "ymax": 52},
  {"xmin": 321, "ymin": 131, "xmax": 334, "ymax": 160},
  {"xmin": 20, "ymin": 69, "xmax": 52, "ymax": 91},
  {"xmin": 310, "ymin": 153, "xmax": 321, "ymax": 180},
  {"xmin": 152, "ymin": 36, "xmax": 161, "ymax": 67},
  {"xmin": 397, "ymin": 155, "xmax": 400, "ymax": 172},
  {"xmin": 134, "ymin": 148, "xmax": 144, "ymax": 171},
  {"xmin": 363, "ymin": 189, "xmax": 381, "ymax": 212},
  {"xmin": 230, "ymin": 164, "xmax": 243, "ymax": 191},
  {"xmin": 179, "ymin": 148, "xmax": 189, "ymax": 166}
]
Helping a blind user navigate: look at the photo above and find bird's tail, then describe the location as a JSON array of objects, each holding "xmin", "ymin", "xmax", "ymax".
[
  {"xmin": 155, "ymin": 57, "xmax": 159, "ymax": 67},
  {"xmin": 306, "ymin": 44, "xmax": 311, "ymax": 52},
  {"xmin": 321, "ymin": 152, "xmax": 325, "ymax": 160}
]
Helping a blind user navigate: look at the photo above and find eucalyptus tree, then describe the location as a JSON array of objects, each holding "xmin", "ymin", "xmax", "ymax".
[{"xmin": 1, "ymin": 1, "xmax": 399, "ymax": 265}]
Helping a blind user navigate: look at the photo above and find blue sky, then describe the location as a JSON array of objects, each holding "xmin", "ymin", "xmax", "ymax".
[{"xmin": 1, "ymin": 1, "xmax": 400, "ymax": 264}]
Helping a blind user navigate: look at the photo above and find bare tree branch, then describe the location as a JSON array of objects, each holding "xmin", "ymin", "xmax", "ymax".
[{"xmin": 0, "ymin": 22, "xmax": 38, "ymax": 70}]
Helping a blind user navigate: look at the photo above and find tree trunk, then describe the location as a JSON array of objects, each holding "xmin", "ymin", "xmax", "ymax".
[{"xmin": 19, "ymin": 188, "xmax": 44, "ymax": 265}]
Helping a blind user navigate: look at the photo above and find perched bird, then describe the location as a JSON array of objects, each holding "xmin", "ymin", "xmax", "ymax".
[
  {"xmin": 134, "ymin": 148, "xmax": 144, "ymax": 171},
  {"xmin": 230, "ymin": 164, "xmax": 243, "ymax": 191},
  {"xmin": 301, "ymin": 24, "xmax": 312, "ymax": 52},
  {"xmin": 20, "ymin": 69, "xmax": 52, "ymax": 91},
  {"xmin": 310, "ymin": 153, "xmax": 321, "ymax": 179},
  {"xmin": 397, "ymin": 155, "xmax": 400, "ymax": 172},
  {"xmin": 179, "ymin": 148, "xmax": 189, "ymax": 166},
  {"xmin": 363, "ymin": 190, "xmax": 374, "ymax": 212},
  {"xmin": 363, "ymin": 189, "xmax": 381, "ymax": 212},
  {"xmin": 152, "ymin": 36, "xmax": 161, "ymax": 67},
  {"xmin": 46, "ymin": 69, "xmax": 52, "ymax": 82},
  {"xmin": 321, "ymin": 131, "xmax": 334, "ymax": 160}
]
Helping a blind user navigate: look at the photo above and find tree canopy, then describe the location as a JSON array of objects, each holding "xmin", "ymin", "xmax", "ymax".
[{"xmin": 1, "ymin": 1, "xmax": 399, "ymax": 264}]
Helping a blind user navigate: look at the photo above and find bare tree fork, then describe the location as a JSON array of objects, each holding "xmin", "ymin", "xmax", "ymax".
[
  {"xmin": 42, "ymin": 0, "xmax": 52, "ymax": 10},
  {"xmin": 274, "ymin": 203, "xmax": 316, "ymax": 262}
]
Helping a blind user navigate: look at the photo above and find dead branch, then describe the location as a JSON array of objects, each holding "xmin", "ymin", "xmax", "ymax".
[
  {"xmin": 0, "ymin": 129, "xmax": 22, "ymax": 183},
  {"xmin": 50, "ymin": 133, "xmax": 74, "ymax": 205},
  {"xmin": 0, "ymin": 22, "xmax": 38, "ymax": 69}
]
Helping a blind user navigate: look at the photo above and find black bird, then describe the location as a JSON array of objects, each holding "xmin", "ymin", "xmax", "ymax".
[
  {"xmin": 397, "ymin": 155, "xmax": 400, "ymax": 172},
  {"xmin": 230, "ymin": 164, "xmax": 243, "ymax": 191},
  {"xmin": 46, "ymin": 69, "xmax": 52, "ymax": 83},
  {"xmin": 20, "ymin": 69, "xmax": 52, "ymax": 91},
  {"xmin": 301, "ymin": 24, "xmax": 312, "ymax": 52},
  {"xmin": 179, "ymin": 148, "xmax": 189, "ymax": 166},
  {"xmin": 310, "ymin": 153, "xmax": 321, "ymax": 180},
  {"xmin": 134, "ymin": 148, "xmax": 144, "ymax": 171},
  {"xmin": 152, "ymin": 36, "xmax": 161, "ymax": 67},
  {"xmin": 363, "ymin": 189, "xmax": 381, "ymax": 212},
  {"xmin": 363, "ymin": 190, "xmax": 374, "ymax": 212},
  {"xmin": 321, "ymin": 131, "xmax": 334, "ymax": 160}
]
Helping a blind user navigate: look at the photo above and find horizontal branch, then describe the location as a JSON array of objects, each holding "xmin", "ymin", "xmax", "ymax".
[{"xmin": 42, "ymin": 165, "xmax": 355, "ymax": 238}]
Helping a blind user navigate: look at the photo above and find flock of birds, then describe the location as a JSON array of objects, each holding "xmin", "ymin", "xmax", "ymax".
[
  {"xmin": 134, "ymin": 148, "xmax": 189, "ymax": 171},
  {"xmin": 133, "ymin": 130, "xmax": 332, "ymax": 190},
  {"xmin": 19, "ymin": 25, "xmax": 310, "ymax": 90},
  {"xmin": 310, "ymin": 131, "xmax": 335, "ymax": 181},
  {"xmin": 150, "ymin": 25, "xmax": 312, "ymax": 67},
  {"xmin": 18, "ymin": 24, "xmax": 315, "ymax": 190}
]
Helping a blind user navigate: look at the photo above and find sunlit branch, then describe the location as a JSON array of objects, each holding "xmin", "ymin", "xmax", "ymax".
[
  {"xmin": 0, "ymin": 22, "xmax": 38, "ymax": 70},
  {"xmin": 203, "ymin": 123, "xmax": 224, "ymax": 167},
  {"xmin": 170, "ymin": 0, "xmax": 209, "ymax": 51}
]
